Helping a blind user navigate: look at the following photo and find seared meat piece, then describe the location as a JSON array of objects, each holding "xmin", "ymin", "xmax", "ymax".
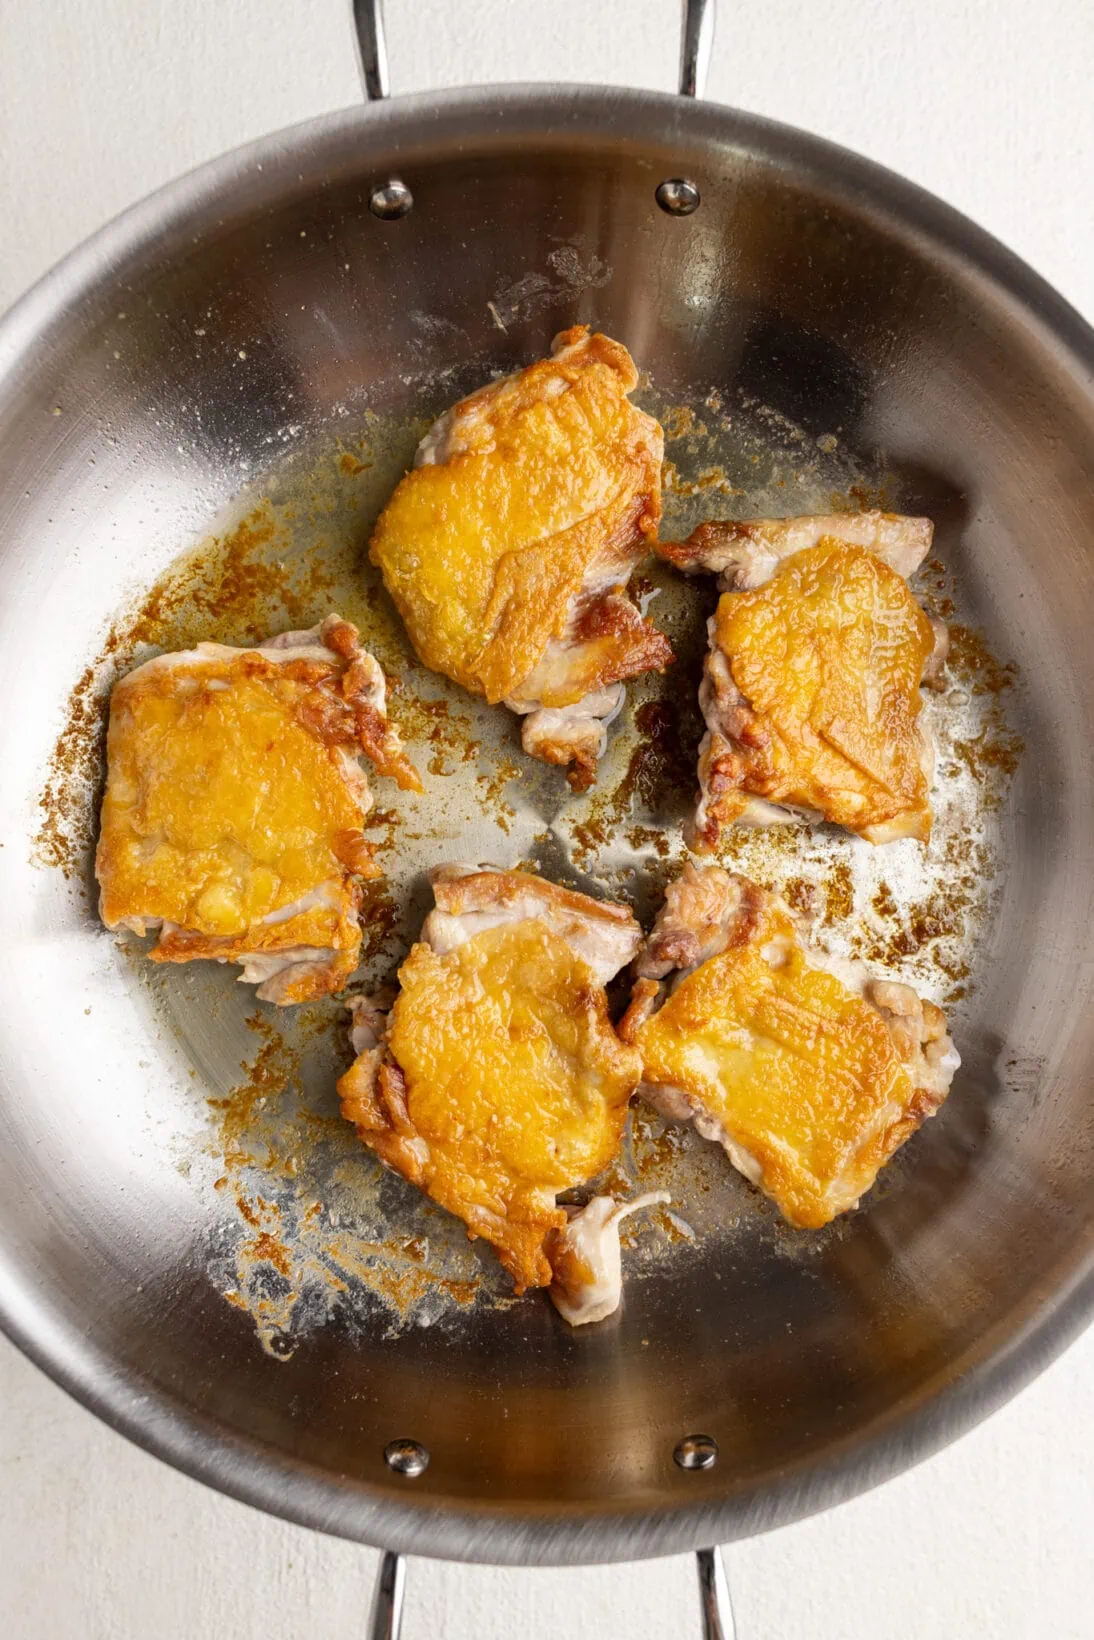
[
  {"xmin": 420, "ymin": 862, "xmax": 642, "ymax": 984},
  {"xmin": 96, "ymin": 615, "xmax": 419, "ymax": 1004},
  {"xmin": 657, "ymin": 512, "xmax": 947, "ymax": 846},
  {"xmin": 659, "ymin": 509, "xmax": 934, "ymax": 586},
  {"xmin": 547, "ymin": 1191, "xmax": 669, "ymax": 1326},
  {"xmin": 338, "ymin": 866, "xmax": 660, "ymax": 1323},
  {"xmin": 621, "ymin": 863, "xmax": 960, "ymax": 1228},
  {"xmin": 371, "ymin": 327, "xmax": 673, "ymax": 788}
]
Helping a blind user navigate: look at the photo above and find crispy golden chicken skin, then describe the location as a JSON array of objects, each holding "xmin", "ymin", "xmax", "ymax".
[
  {"xmin": 370, "ymin": 326, "xmax": 672, "ymax": 787},
  {"xmin": 338, "ymin": 866, "xmax": 659, "ymax": 1319},
  {"xmin": 96, "ymin": 615, "xmax": 420, "ymax": 1005},
  {"xmin": 621, "ymin": 864, "xmax": 959, "ymax": 1229},
  {"xmin": 657, "ymin": 512, "xmax": 947, "ymax": 846}
]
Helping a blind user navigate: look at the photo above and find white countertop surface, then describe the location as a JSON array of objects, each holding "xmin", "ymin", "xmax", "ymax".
[{"xmin": 2, "ymin": 2, "xmax": 1093, "ymax": 1634}]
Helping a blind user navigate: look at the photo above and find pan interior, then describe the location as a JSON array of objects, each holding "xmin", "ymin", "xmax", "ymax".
[{"xmin": 0, "ymin": 95, "xmax": 1091, "ymax": 1560}]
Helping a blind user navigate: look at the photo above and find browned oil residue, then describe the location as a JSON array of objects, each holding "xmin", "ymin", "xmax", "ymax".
[
  {"xmin": 309, "ymin": 1236, "xmax": 482, "ymax": 1321},
  {"xmin": 572, "ymin": 698, "xmax": 697, "ymax": 864},
  {"xmin": 872, "ymin": 895, "xmax": 962, "ymax": 961},
  {"xmin": 339, "ymin": 450, "xmax": 371, "ymax": 478},
  {"xmin": 630, "ymin": 1105, "xmax": 691, "ymax": 1174},
  {"xmin": 33, "ymin": 663, "xmax": 105, "ymax": 877},
  {"xmin": 952, "ymin": 731, "xmax": 1022, "ymax": 786},
  {"xmin": 823, "ymin": 860, "xmax": 854, "ymax": 921},
  {"xmin": 248, "ymin": 1230, "xmax": 292, "ymax": 1278},
  {"xmin": 945, "ymin": 623, "xmax": 1024, "ymax": 800},
  {"xmin": 364, "ymin": 806, "xmax": 399, "ymax": 859},
  {"xmin": 207, "ymin": 1013, "xmax": 298, "ymax": 1171},
  {"xmin": 782, "ymin": 877, "xmax": 821, "ymax": 918},
  {"xmin": 357, "ymin": 880, "xmax": 399, "ymax": 964},
  {"xmin": 631, "ymin": 700, "xmax": 697, "ymax": 809},
  {"xmin": 872, "ymin": 881, "xmax": 898, "ymax": 920},
  {"xmin": 832, "ymin": 481, "xmax": 894, "ymax": 514},
  {"xmin": 287, "ymin": 999, "xmax": 344, "ymax": 1053},
  {"xmin": 390, "ymin": 691, "xmax": 478, "ymax": 777},
  {"xmin": 625, "ymin": 823, "xmax": 671, "ymax": 859},
  {"xmin": 662, "ymin": 405, "xmax": 704, "ymax": 441},
  {"xmin": 662, "ymin": 460, "xmax": 742, "ymax": 499},
  {"xmin": 208, "ymin": 1012, "xmax": 493, "ymax": 1349},
  {"xmin": 948, "ymin": 623, "xmax": 1018, "ymax": 697},
  {"xmin": 117, "ymin": 506, "xmax": 335, "ymax": 649},
  {"xmin": 917, "ymin": 559, "xmax": 956, "ymax": 618},
  {"xmin": 235, "ymin": 1192, "xmax": 262, "ymax": 1228},
  {"xmin": 475, "ymin": 755, "xmax": 521, "ymax": 833},
  {"xmin": 860, "ymin": 830, "xmax": 994, "ymax": 990}
]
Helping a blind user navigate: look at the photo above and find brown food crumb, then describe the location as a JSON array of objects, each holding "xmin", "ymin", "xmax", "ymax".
[
  {"xmin": 662, "ymin": 460, "xmax": 742, "ymax": 499},
  {"xmin": 783, "ymin": 877, "xmax": 820, "ymax": 918},
  {"xmin": 338, "ymin": 450, "xmax": 371, "ymax": 478},
  {"xmin": 947, "ymin": 623, "xmax": 1019, "ymax": 696},
  {"xmin": 872, "ymin": 882, "xmax": 898, "ymax": 920},
  {"xmin": 475, "ymin": 755, "xmax": 521, "ymax": 834},
  {"xmin": 33, "ymin": 663, "xmax": 107, "ymax": 878},
  {"xmin": 247, "ymin": 1230, "xmax": 292, "ymax": 1278},
  {"xmin": 823, "ymin": 860, "xmax": 854, "ymax": 921}
]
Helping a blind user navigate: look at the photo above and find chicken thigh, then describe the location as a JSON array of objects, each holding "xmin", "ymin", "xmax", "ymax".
[
  {"xmin": 96, "ymin": 615, "xmax": 420, "ymax": 1003},
  {"xmin": 337, "ymin": 865, "xmax": 665, "ymax": 1322},
  {"xmin": 370, "ymin": 327, "xmax": 673, "ymax": 788},
  {"xmin": 657, "ymin": 511, "xmax": 948, "ymax": 846},
  {"xmin": 621, "ymin": 863, "xmax": 960, "ymax": 1228}
]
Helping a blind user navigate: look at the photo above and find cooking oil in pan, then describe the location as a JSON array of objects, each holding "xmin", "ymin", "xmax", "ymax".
[{"xmin": 36, "ymin": 378, "xmax": 1023, "ymax": 1357}]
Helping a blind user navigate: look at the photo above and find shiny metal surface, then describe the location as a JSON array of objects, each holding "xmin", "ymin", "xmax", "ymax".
[
  {"xmin": 676, "ymin": 1436, "xmax": 720, "ymax": 1473},
  {"xmin": 1, "ymin": 83, "xmax": 1094, "ymax": 1570},
  {"xmin": 679, "ymin": 0, "xmax": 715, "ymax": 98},
  {"xmin": 697, "ymin": 1549, "xmax": 735, "ymax": 1640},
  {"xmin": 368, "ymin": 179, "xmax": 414, "ymax": 219},
  {"xmin": 655, "ymin": 176, "xmax": 702, "ymax": 215},
  {"xmin": 369, "ymin": 1551, "xmax": 405, "ymax": 1640},
  {"xmin": 353, "ymin": 0, "xmax": 389, "ymax": 102},
  {"xmin": 385, "ymin": 1440, "xmax": 430, "ymax": 1479}
]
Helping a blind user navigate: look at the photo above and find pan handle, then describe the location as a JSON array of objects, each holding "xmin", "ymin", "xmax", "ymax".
[
  {"xmin": 697, "ymin": 1547, "xmax": 736, "ymax": 1639},
  {"xmin": 352, "ymin": 0, "xmax": 389, "ymax": 101},
  {"xmin": 679, "ymin": 0, "xmax": 715, "ymax": 98},
  {"xmin": 368, "ymin": 1550, "xmax": 405, "ymax": 1640},
  {"xmin": 351, "ymin": 0, "xmax": 716, "ymax": 102},
  {"xmin": 364, "ymin": 1547, "xmax": 735, "ymax": 1637}
]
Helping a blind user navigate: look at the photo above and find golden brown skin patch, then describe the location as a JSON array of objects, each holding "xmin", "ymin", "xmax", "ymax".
[
  {"xmin": 338, "ymin": 920, "xmax": 641, "ymax": 1293},
  {"xmin": 369, "ymin": 326, "xmax": 668, "ymax": 708},
  {"xmin": 96, "ymin": 617, "xmax": 419, "ymax": 1003},
  {"xmin": 630, "ymin": 868, "xmax": 956, "ymax": 1229},
  {"xmin": 700, "ymin": 540, "xmax": 935, "ymax": 845}
]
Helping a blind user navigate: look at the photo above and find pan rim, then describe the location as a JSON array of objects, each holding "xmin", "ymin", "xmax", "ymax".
[{"xmin": 3, "ymin": 81, "xmax": 1094, "ymax": 1565}]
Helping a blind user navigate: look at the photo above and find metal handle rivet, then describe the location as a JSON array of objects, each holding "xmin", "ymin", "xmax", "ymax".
[
  {"xmin": 656, "ymin": 178, "xmax": 701, "ymax": 216},
  {"xmin": 384, "ymin": 1438, "xmax": 430, "ymax": 1477},
  {"xmin": 369, "ymin": 180, "xmax": 414, "ymax": 220},
  {"xmin": 675, "ymin": 1433, "xmax": 718, "ymax": 1470}
]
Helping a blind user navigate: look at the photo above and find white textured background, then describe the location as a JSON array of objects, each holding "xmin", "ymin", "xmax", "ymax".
[{"xmin": 2, "ymin": 1, "xmax": 1093, "ymax": 1635}]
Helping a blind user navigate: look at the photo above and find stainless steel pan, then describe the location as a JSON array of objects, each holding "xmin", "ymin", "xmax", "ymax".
[{"xmin": 3, "ymin": 1, "xmax": 1094, "ymax": 1633}]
